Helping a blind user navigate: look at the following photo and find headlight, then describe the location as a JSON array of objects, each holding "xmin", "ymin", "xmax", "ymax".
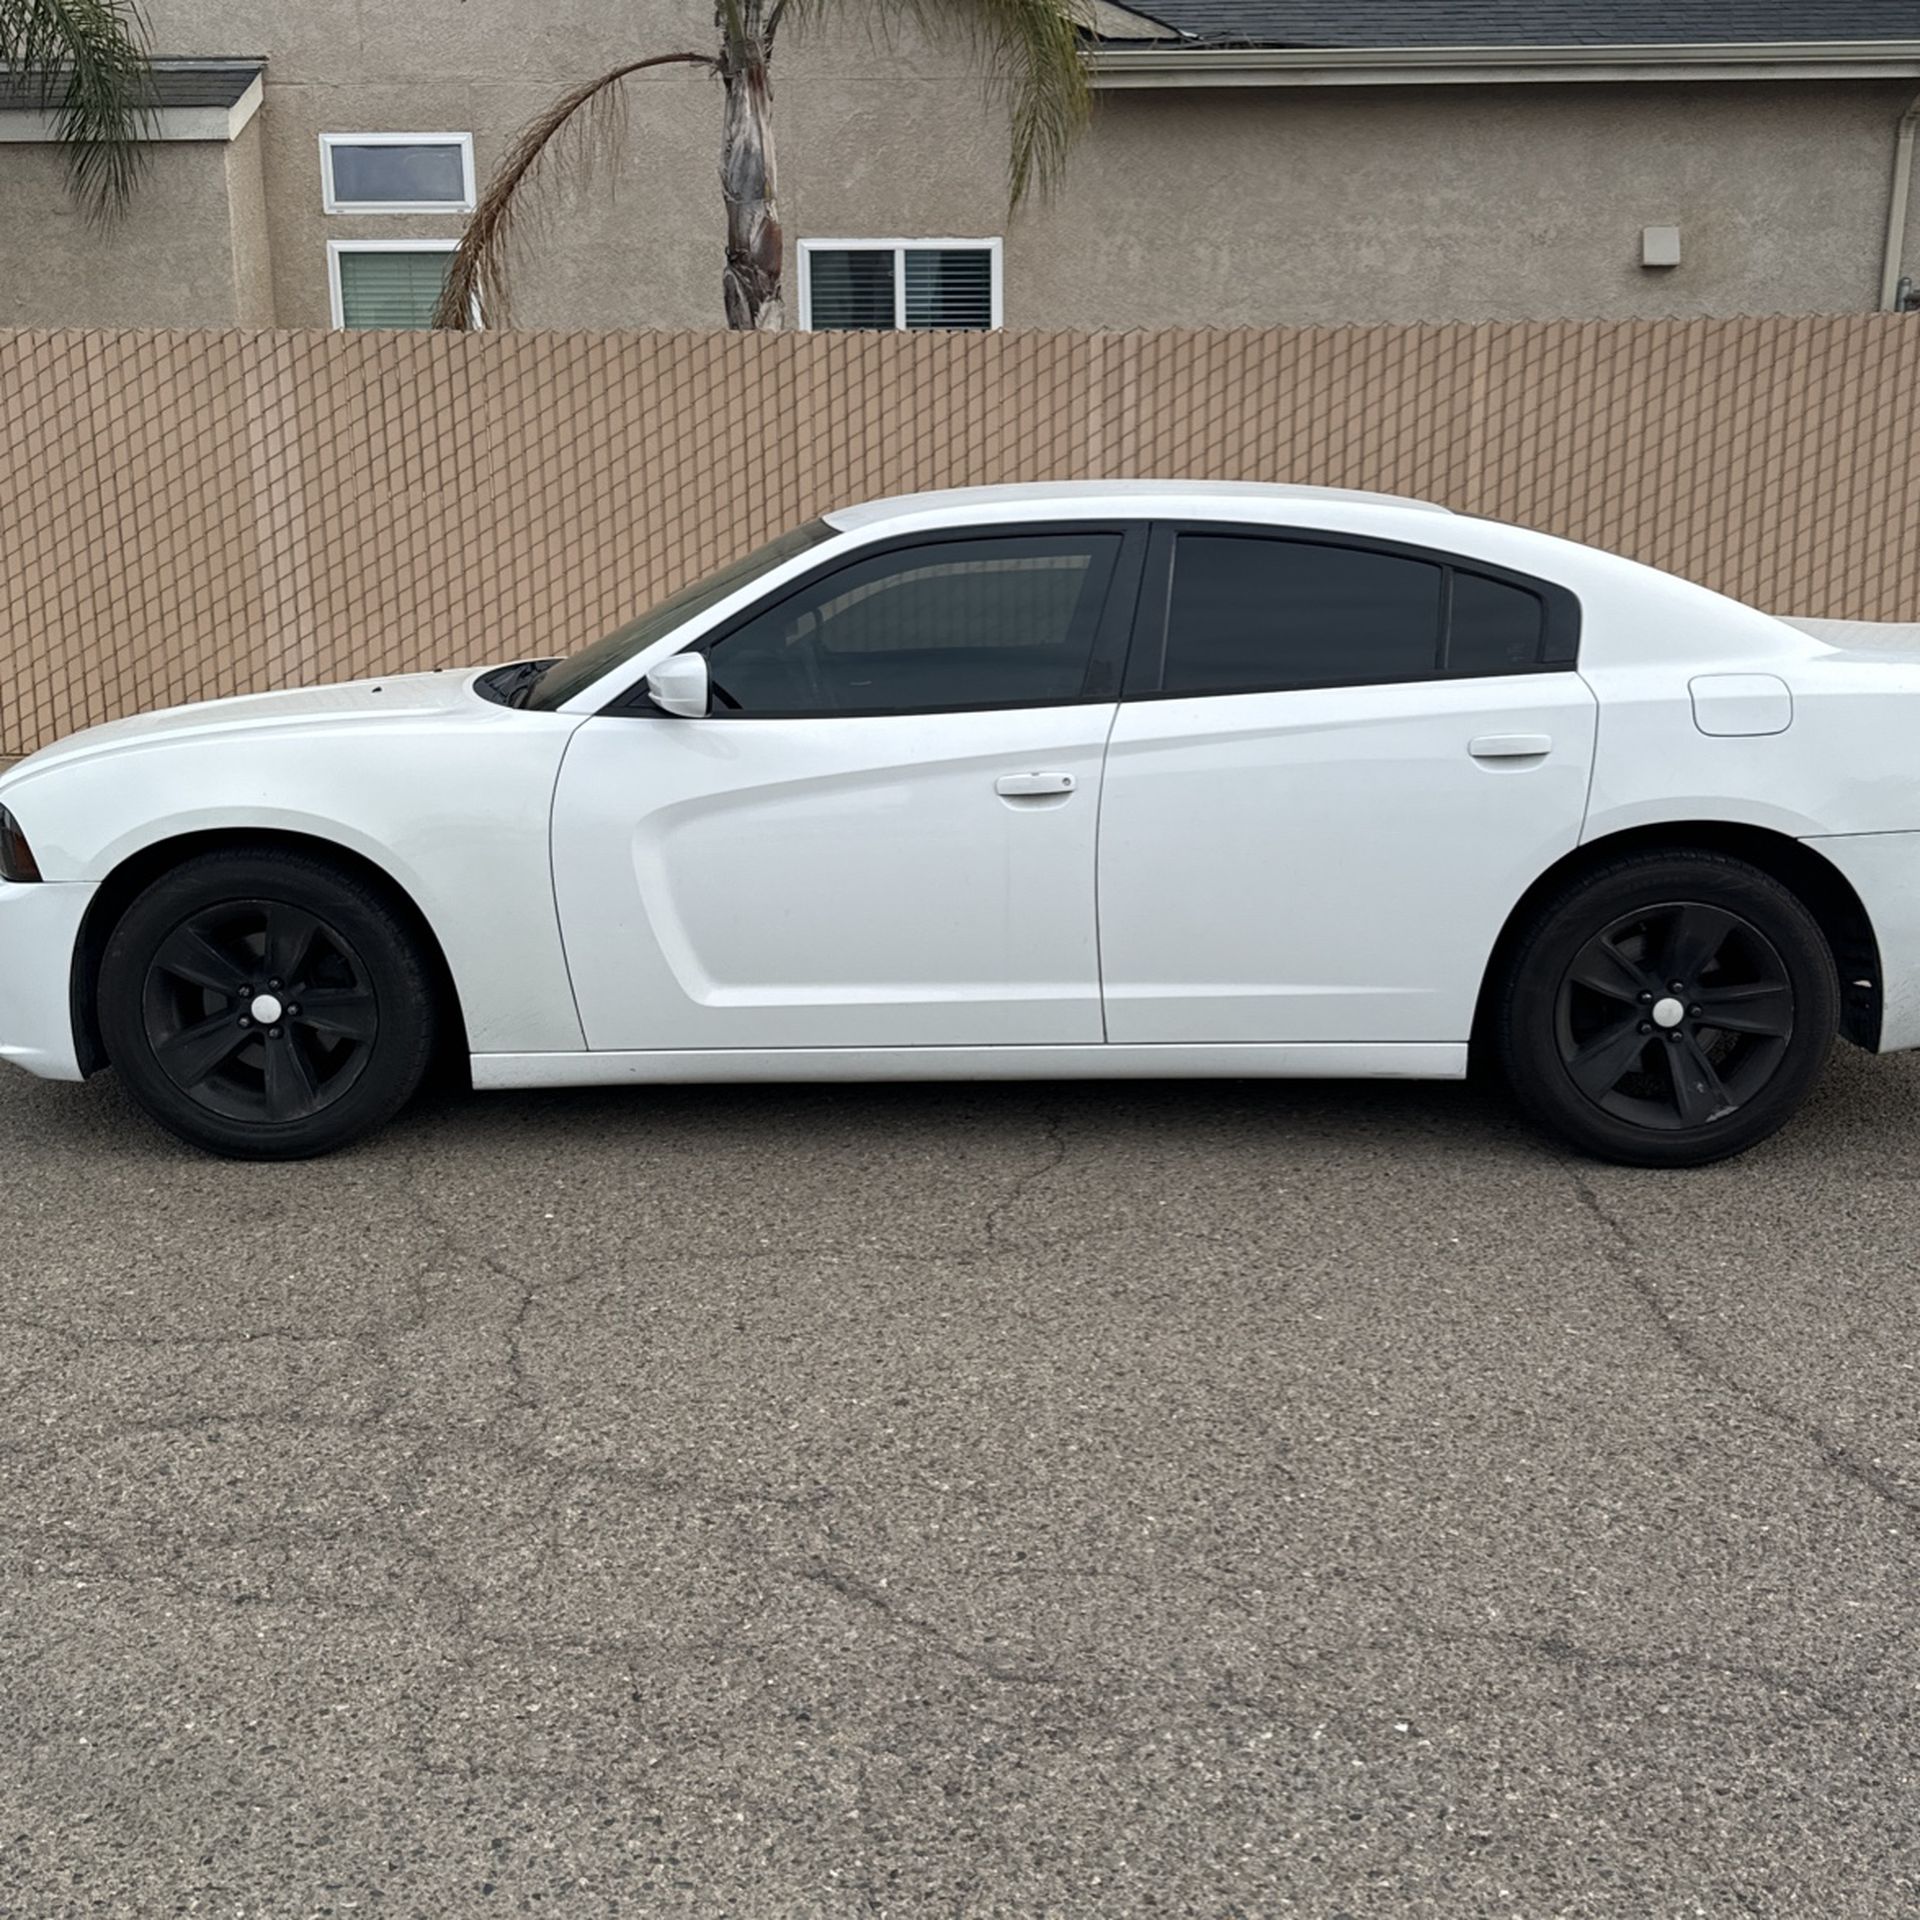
[{"xmin": 0, "ymin": 804, "xmax": 41, "ymax": 883}]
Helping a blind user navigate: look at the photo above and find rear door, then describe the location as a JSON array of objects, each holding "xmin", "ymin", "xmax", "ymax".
[
  {"xmin": 1097, "ymin": 526, "xmax": 1598, "ymax": 1045},
  {"xmin": 552, "ymin": 524, "xmax": 1145, "ymax": 1052}
]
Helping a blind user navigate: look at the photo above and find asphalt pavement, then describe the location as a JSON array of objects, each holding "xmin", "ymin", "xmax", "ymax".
[{"xmin": 3, "ymin": 1049, "xmax": 1918, "ymax": 1917}]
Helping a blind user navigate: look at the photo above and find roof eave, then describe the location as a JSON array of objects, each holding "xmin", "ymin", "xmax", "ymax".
[
  {"xmin": 1087, "ymin": 38, "xmax": 1920, "ymax": 88},
  {"xmin": 0, "ymin": 56, "xmax": 265, "ymax": 139}
]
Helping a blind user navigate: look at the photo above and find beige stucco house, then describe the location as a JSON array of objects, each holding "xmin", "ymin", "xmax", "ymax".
[{"xmin": 2, "ymin": 0, "xmax": 1918, "ymax": 333}]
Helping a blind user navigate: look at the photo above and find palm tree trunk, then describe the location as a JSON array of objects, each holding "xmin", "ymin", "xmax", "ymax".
[{"xmin": 717, "ymin": 12, "xmax": 784, "ymax": 331}]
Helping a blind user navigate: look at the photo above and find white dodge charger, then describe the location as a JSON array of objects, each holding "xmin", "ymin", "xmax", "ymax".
[{"xmin": 1, "ymin": 480, "xmax": 1914, "ymax": 1166}]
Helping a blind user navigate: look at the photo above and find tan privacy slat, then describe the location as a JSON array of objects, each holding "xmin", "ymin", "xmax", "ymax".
[{"xmin": 2, "ymin": 316, "xmax": 1918, "ymax": 758}]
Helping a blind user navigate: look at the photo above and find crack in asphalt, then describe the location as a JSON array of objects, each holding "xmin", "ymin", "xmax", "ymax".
[
  {"xmin": 980, "ymin": 1109, "xmax": 1071, "ymax": 1254},
  {"xmin": 1564, "ymin": 1160, "xmax": 1920, "ymax": 1528},
  {"xmin": 1429, "ymin": 1622, "xmax": 1867, "ymax": 1723},
  {"xmin": 799, "ymin": 1558, "xmax": 1067, "ymax": 1689}
]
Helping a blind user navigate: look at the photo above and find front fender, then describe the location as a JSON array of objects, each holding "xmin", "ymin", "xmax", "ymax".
[{"xmin": 1, "ymin": 711, "xmax": 588, "ymax": 1057}]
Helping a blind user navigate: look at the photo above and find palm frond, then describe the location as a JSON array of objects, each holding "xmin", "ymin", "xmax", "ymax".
[
  {"xmin": 775, "ymin": 0, "xmax": 1089, "ymax": 202},
  {"xmin": 435, "ymin": 51, "xmax": 720, "ymax": 331},
  {"xmin": 0, "ymin": 0, "xmax": 154, "ymax": 221}
]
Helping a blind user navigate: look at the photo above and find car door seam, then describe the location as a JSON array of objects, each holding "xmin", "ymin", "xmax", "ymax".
[
  {"xmin": 1574, "ymin": 665, "xmax": 1605, "ymax": 843},
  {"xmin": 545, "ymin": 715, "xmax": 597, "ymax": 1051},
  {"xmin": 1093, "ymin": 697, "xmax": 1126, "ymax": 1044}
]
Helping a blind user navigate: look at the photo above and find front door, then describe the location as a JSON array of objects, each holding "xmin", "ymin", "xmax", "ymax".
[
  {"xmin": 1098, "ymin": 526, "xmax": 1599, "ymax": 1045},
  {"xmin": 552, "ymin": 526, "xmax": 1140, "ymax": 1052}
]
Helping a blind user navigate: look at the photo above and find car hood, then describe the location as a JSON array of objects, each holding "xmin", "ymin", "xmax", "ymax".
[{"xmin": 0, "ymin": 669, "xmax": 490, "ymax": 787}]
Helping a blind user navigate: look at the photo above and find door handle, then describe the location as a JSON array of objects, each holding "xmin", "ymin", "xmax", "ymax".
[
  {"xmin": 995, "ymin": 772, "xmax": 1077, "ymax": 797},
  {"xmin": 1469, "ymin": 734, "xmax": 1553, "ymax": 760}
]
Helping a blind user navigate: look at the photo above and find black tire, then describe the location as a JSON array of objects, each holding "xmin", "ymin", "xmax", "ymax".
[
  {"xmin": 97, "ymin": 848, "xmax": 438, "ymax": 1160},
  {"xmin": 1495, "ymin": 850, "xmax": 1839, "ymax": 1168}
]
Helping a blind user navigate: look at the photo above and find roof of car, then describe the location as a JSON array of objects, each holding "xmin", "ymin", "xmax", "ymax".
[{"xmin": 825, "ymin": 480, "xmax": 1451, "ymax": 531}]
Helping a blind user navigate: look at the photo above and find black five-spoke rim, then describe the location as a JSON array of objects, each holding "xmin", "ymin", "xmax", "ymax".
[
  {"xmin": 141, "ymin": 900, "xmax": 379, "ymax": 1125},
  {"xmin": 1554, "ymin": 900, "xmax": 1794, "ymax": 1133}
]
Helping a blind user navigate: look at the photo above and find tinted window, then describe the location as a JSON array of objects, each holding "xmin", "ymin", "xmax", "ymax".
[
  {"xmin": 528, "ymin": 519, "xmax": 841, "ymax": 711},
  {"xmin": 706, "ymin": 535, "xmax": 1120, "ymax": 715},
  {"xmin": 1448, "ymin": 571, "xmax": 1546, "ymax": 674},
  {"xmin": 1159, "ymin": 536, "xmax": 1443, "ymax": 695}
]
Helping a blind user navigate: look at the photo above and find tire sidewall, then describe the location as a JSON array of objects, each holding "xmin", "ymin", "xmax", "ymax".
[
  {"xmin": 98, "ymin": 851, "xmax": 437, "ymax": 1160},
  {"xmin": 1500, "ymin": 853, "xmax": 1839, "ymax": 1168}
]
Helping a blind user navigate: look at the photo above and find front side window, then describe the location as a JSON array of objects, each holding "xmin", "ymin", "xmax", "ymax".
[
  {"xmin": 705, "ymin": 534, "xmax": 1121, "ymax": 716},
  {"xmin": 800, "ymin": 240, "xmax": 1001, "ymax": 331},
  {"xmin": 524, "ymin": 519, "xmax": 843, "ymax": 711}
]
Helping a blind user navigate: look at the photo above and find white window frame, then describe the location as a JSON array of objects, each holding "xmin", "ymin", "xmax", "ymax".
[
  {"xmin": 320, "ymin": 131, "xmax": 477, "ymax": 215},
  {"xmin": 326, "ymin": 238, "xmax": 478, "ymax": 331},
  {"xmin": 796, "ymin": 238, "xmax": 1004, "ymax": 332}
]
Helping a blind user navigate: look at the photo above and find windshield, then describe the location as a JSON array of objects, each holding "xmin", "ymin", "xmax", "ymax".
[{"xmin": 523, "ymin": 517, "xmax": 842, "ymax": 711}]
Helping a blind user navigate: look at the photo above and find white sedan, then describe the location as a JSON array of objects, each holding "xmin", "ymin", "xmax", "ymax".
[{"xmin": 1, "ymin": 480, "xmax": 1914, "ymax": 1166}]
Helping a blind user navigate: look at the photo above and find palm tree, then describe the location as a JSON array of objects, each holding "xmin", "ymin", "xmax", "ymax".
[
  {"xmin": 0, "ymin": 0, "xmax": 152, "ymax": 219},
  {"xmin": 435, "ymin": 0, "xmax": 1091, "ymax": 333}
]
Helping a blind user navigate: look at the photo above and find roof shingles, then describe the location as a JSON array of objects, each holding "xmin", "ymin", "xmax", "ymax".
[
  {"xmin": 0, "ymin": 57, "xmax": 261, "ymax": 114},
  {"xmin": 1113, "ymin": 0, "xmax": 1920, "ymax": 46}
]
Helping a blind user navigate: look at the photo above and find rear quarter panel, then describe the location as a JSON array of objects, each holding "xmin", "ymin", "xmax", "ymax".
[
  {"xmin": 1569, "ymin": 558, "xmax": 1920, "ymax": 841},
  {"xmin": 1574, "ymin": 591, "xmax": 1920, "ymax": 1053}
]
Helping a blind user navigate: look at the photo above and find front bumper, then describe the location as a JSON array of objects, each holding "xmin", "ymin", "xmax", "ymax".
[
  {"xmin": 1805, "ymin": 831, "xmax": 1920, "ymax": 1054},
  {"xmin": 0, "ymin": 878, "xmax": 94, "ymax": 1082}
]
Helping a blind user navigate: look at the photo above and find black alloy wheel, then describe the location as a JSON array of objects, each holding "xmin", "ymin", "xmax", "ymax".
[
  {"xmin": 99, "ymin": 849, "xmax": 438, "ymax": 1159},
  {"xmin": 140, "ymin": 899, "xmax": 379, "ymax": 1126},
  {"xmin": 1556, "ymin": 901, "xmax": 1794, "ymax": 1132},
  {"xmin": 1497, "ymin": 850, "xmax": 1840, "ymax": 1167}
]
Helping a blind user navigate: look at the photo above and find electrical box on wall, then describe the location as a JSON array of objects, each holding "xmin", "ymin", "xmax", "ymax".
[{"xmin": 1641, "ymin": 225, "xmax": 1682, "ymax": 268}]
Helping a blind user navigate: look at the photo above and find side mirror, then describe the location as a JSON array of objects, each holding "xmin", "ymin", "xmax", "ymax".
[{"xmin": 644, "ymin": 652, "xmax": 711, "ymax": 719}]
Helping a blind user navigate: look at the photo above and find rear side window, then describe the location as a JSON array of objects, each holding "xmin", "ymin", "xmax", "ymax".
[
  {"xmin": 1448, "ymin": 570, "xmax": 1547, "ymax": 675},
  {"xmin": 705, "ymin": 533, "xmax": 1122, "ymax": 716},
  {"xmin": 1140, "ymin": 530, "xmax": 1573, "ymax": 697},
  {"xmin": 1157, "ymin": 536, "xmax": 1443, "ymax": 696}
]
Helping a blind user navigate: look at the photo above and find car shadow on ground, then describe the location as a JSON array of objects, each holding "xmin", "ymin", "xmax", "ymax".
[{"xmin": 11, "ymin": 1042, "xmax": 1911, "ymax": 1182}]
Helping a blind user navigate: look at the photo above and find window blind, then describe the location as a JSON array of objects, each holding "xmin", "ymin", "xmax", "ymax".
[
  {"xmin": 806, "ymin": 245, "xmax": 996, "ymax": 332},
  {"xmin": 807, "ymin": 249, "xmax": 897, "ymax": 331},
  {"xmin": 336, "ymin": 251, "xmax": 453, "ymax": 330},
  {"xmin": 904, "ymin": 249, "xmax": 994, "ymax": 329}
]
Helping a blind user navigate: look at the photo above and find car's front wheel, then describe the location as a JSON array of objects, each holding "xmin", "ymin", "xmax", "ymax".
[
  {"xmin": 1496, "ymin": 850, "xmax": 1839, "ymax": 1167},
  {"xmin": 98, "ymin": 848, "xmax": 438, "ymax": 1160}
]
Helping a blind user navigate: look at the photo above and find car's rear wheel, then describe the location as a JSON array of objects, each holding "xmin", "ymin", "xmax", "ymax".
[
  {"xmin": 1496, "ymin": 850, "xmax": 1839, "ymax": 1167},
  {"xmin": 98, "ymin": 849, "xmax": 437, "ymax": 1160}
]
